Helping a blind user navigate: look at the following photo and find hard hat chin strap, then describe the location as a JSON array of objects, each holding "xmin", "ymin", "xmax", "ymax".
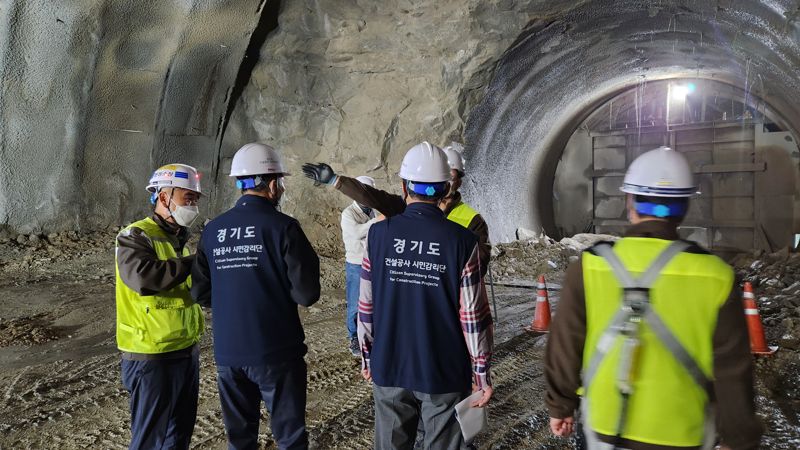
[
  {"xmin": 150, "ymin": 188, "xmax": 172, "ymax": 211},
  {"xmin": 166, "ymin": 190, "xmax": 179, "ymax": 221},
  {"xmin": 150, "ymin": 188, "xmax": 176, "ymax": 221}
]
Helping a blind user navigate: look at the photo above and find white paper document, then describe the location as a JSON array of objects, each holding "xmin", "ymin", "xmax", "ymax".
[{"xmin": 454, "ymin": 391, "xmax": 488, "ymax": 444}]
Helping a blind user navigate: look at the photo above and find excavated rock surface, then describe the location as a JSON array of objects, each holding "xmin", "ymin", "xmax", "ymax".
[{"xmin": 219, "ymin": 0, "xmax": 541, "ymax": 241}]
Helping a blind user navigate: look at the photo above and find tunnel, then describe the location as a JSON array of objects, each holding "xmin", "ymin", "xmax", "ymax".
[
  {"xmin": 550, "ymin": 78, "xmax": 799, "ymax": 258},
  {"xmin": 3, "ymin": 1, "xmax": 800, "ymax": 249},
  {"xmin": 2, "ymin": 1, "xmax": 800, "ymax": 448},
  {"xmin": 464, "ymin": 0, "xmax": 800, "ymax": 247}
]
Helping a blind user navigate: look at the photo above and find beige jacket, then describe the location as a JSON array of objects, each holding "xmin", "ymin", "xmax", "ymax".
[{"xmin": 341, "ymin": 201, "xmax": 378, "ymax": 265}]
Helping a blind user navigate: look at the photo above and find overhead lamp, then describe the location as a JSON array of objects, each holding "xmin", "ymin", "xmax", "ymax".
[{"xmin": 671, "ymin": 82, "xmax": 696, "ymax": 100}]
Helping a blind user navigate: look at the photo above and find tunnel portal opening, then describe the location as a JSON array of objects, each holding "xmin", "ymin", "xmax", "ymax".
[{"xmin": 552, "ymin": 78, "xmax": 800, "ymax": 258}]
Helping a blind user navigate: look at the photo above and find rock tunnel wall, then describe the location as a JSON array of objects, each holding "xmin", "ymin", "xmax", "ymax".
[
  {"xmin": 225, "ymin": 0, "xmax": 800, "ymax": 245},
  {"xmin": 218, "ymin": 0, "xmax": 551, "ymax": 248},
  {"xmin": 3, "ymin": 0, "xmax": 800, "ymax": 246},
  {"xmin": 0, "ymin": 0, "xmax": 266, "ymax": 234}
]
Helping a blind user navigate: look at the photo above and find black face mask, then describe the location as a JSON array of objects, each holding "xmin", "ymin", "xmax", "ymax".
[{"xmin": 359, "ymin": 205, "xmax": 373, "ymax": 216}]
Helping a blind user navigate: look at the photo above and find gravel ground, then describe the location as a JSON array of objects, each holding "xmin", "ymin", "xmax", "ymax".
[{"xmin": 0, "ymin": 231, "xmax": 798, "ymax": 448}]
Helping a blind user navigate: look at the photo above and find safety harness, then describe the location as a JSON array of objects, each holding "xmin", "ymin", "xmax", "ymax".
[{"xmin": 580, "ymin": 241, "xmax": 716, "ymax": 450}]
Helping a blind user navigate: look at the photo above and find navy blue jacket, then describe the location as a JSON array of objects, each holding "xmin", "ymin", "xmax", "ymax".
[
  {"xmin": 192, "ymin": 195, "xmax": 320, "ymax": 366},
  {"xmin": 367, "ymin": 202, "xmax": 478, "ymax": 394}
]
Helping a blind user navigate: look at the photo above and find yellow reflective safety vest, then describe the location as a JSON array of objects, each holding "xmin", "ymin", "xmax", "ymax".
[
  {"xmin": 447, "ymin": 201, "xmax": 479, "ymax": 229},
  {"xmin": 581, "ymin": 237, "xmax": 733, "ymax": 447},
  {"xmin": 115, "ymin": 217, "xmax": 204, "ymax": 354}
]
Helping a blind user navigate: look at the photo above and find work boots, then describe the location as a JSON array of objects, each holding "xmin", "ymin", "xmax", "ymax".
[{"xmin": 349, "ymin": 337, "xmax": 361, "ymax": 357}]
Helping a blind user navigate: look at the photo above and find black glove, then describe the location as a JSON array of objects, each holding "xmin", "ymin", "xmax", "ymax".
[{"xmin": 302, "ymin": 163, "xmax": 337, "ymax": 186}]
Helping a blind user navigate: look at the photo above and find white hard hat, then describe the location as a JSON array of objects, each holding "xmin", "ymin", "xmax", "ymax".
[
  {"xmin": 442, "ymin": 142, "xmax": 465, "ymax": 173},
  {"xmin": 355, "ymin": 175, "xmax": 375, "ymax": 187},
  {"xmin": 146, "ymin": 164, "xmax": 202, "ymax": 194},
  {"xmin": 229, "ymin": 143, "xmax": 290, "ymax": 177},
  {"xmin": 397, "ymin": 141, "xmax": 451, "ymax": 183},
  {"xmin": 620, "ymin": 146, "xmax": 697, "ymax": 197}
]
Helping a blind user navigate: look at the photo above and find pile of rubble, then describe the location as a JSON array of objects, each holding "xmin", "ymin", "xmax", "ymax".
[
  {"xmin": 0, "ymin": 225, "xmax": 350, "ymax": 292},
  {"xmin": 492, "ymin": 233, "xmax": 800, "ymax": 352},
  {"xmin": 731, "ymin": 248, "xmax": 800, "ymax": 350},
  {"xmin": 0, "ymin": 313, "xmax": 60, "ymax": 347},
  {"xmin": 490, "ymin": 232, "xmax": 618, "ymax": 281},
  {"xmin": 0, "ymin": 228, "xmax": 117, "ymax": 274},
  {"xmin": 731, "ymin": 248, "xmax": 800, "ymax": 444}
]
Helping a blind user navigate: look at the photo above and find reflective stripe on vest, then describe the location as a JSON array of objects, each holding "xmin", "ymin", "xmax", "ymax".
[
  {"xmin": 447, "ymin": 201, "xmax": 479, "ymax": 229},
  {"xmin": 115, "ymin": 217, "xmax": 204, "ymax": 354},
  {"xmin": 580, "ymin": 237, "xmax": 733, "ymax": 447}
]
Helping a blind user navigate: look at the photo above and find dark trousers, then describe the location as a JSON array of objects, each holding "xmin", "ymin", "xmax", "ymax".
[
  {"xmin": 121, "ymin": 355, "xmax": 199, "ymax": 450},
  {"xmin": 217, "ymin": 359, "xmax": 308, "ymax": 450},
  {"xmin": 373, "ymin": 385, "xmax": 466, "ymax": 450}
]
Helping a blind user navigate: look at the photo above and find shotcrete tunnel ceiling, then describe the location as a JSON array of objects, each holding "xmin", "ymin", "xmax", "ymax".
[
  {"xmin": 464, "ymin": 0, "xmax": 800, "ymax": 243},
  {"xmin": 2, "ymin": 1, "xmax": 800, "ymax": 247}
]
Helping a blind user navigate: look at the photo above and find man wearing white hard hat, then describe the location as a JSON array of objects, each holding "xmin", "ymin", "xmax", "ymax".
[
  {"xmin": 355, "ymin": 142, "xmax": 493, "ymax": 449},
  {"xmin": 439, "ymin": 142, "xmax": 490, "ymax": 271},
  {"xmin": 545, "ymin": 147, "xmax": 762, "ymax": 449},
  {"xmin": 115, "ymin": 163, "xmax": 204, "ymax": 449},
  {"xmin": 301, "ymin": 141, "xmax": 491, "ymax": 276},
  {"xmin": 191, "ymin": 143, "xmax": 320, "ymax": 450},
  {"xmin": 340, "ymin": 175, "xmax": 380, "ymax": 356}
]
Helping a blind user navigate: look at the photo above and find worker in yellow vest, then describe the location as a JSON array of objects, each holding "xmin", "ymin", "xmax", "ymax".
[
  {"xmin": 115, "ymin": 164, "xmax": 204, "ymax": 449},
  {"xmin": 544, "ymin": 147, "xmax": 762, "ymax": 449},
  {"xmin": 439, "ymin": 142, "xmax": 488, "ymax": 263},
  {"xmin": 301, "ymin": 141, "xmax": 490, "ymax": 274}
]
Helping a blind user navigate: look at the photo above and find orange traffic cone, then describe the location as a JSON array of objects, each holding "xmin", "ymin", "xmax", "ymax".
[
  {"xmin": 525, "ymin": 275, "xmax": 551, "ymax": 333},
  {"xmin": 742, "ymin": 282, "xmax": 777, "ymax": 356}
]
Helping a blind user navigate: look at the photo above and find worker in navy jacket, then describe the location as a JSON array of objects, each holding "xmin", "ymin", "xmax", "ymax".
[
  {"xmin": 358, "ymin": 142, "xmax": 494, "ymax": 450},
  {"xmin": 192, "ymin": 143, "xmax": 320, "ymax": 450}
]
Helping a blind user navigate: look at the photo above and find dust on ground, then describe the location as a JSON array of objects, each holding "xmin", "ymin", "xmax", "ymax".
[{"xmin": 0, "ymin": 229, "xmax": 798, "ymax": 448}]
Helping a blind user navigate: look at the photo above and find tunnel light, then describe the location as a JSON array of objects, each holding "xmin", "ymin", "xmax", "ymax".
[{"xmin": 671, "ymin": 83, "xmax": 696, "ymax": 100}]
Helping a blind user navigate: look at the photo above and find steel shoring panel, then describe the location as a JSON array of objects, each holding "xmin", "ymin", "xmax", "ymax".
[{"xmin": 591, "ymin": 123, "xmax": 759, "ymax": 253}]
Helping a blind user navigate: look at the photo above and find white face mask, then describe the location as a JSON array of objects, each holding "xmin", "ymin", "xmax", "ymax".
[
  {"xmin": 172, "ymin": 205, "xmax": 200, "ymax": 227},
  {"xmin": 167, "ymin": 194, "xmax": 200, "ymax": 228}
]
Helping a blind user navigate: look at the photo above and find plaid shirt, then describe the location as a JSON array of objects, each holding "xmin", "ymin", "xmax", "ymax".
[{"xmin": 357, "ymin": 240, "xmax": 494, "ymax": 389}]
